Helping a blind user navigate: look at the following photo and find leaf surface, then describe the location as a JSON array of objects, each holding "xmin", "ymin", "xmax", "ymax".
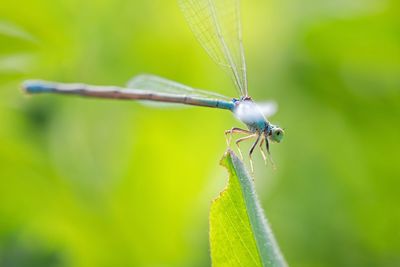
[{"xmin": 210, "ymin": 150, "xmax": 287, "ymax": 267}]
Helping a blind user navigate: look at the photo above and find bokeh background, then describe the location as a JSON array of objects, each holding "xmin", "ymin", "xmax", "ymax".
[{"xmin": 1, "ymin": 0, "xmax": 399, "ymax": 266}]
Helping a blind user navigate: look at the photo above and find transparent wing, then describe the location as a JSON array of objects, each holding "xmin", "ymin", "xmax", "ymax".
[
  {"xmin": 256, "ymin": 101, "xmax": 278, "ymax": 118},
  {"xmin": 127, "ymin": 74, "xmax": 232, "ymax": 101},
  {"xmin": 178, "ymin": 0, "xmax": 248, "ymax": 97}
]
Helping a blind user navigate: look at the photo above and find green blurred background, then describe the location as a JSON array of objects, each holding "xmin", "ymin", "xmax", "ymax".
[{"xmin": 1, "ymin": 0, "xmax": 399, "ymax": 266}]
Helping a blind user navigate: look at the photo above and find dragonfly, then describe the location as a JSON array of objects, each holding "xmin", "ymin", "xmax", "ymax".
[{"xmin": 22, "ymin": 0, "xmax": 284, "ymax": 171}]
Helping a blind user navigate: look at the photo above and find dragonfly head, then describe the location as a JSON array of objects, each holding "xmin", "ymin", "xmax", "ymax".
[{"xmin": 270, "ymin": 126, "xmax": 284, "ymax": 143}]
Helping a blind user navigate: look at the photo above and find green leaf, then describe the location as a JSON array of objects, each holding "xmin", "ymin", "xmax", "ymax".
[{"xmin": 210, "ymin": 150, "xmax": 287, "ymax": 267}]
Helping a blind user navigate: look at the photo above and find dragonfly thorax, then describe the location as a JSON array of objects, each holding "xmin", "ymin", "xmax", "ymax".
[
  {"xmin": 233, "ymin": 98, "xmax": 270, "ymax": 133},
  {"xmin": 233, "ymin": 98, "xmax": 284, "ymax": 143}
]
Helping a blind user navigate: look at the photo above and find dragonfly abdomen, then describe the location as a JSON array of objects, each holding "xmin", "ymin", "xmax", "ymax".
[{"xmin": 22, "ymin": 80, "xmax": 235, "ymax": 110}]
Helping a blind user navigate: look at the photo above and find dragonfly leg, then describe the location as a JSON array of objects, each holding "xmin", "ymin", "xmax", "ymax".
[
  {"xmin": 259, "ymin": 137, "xmax": 267, "ymax": 166},
  {"xmin": 225, "ymin": 128, "xmax": 252, "ymax": 146},
  {"xmin": 265, "ymin": 136, "xmax": 270, "ymax": 154},
  {"xmin": 265, "ymin": 137, "xmax": 276, "ymax": 170},
  {"xmin": 249, "ymin": 134, "xmax": 261, "ymax": 173},
  {"xmin": 235, "ymin": 133, "xmax": 257, "ymax": 160}
]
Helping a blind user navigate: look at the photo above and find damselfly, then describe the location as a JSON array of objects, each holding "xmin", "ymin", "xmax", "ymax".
[{"xmin": 22, "ymin": 0, "xmax": 284, "ymax": 171}]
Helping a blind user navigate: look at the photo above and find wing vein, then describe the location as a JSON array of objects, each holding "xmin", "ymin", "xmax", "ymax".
[
  {"xmin": 207, "ymin": 0, "xmax": 243, "ymax": 94},
  {"xmin": 236, "ymin": 0, "xmax": 248, "ymax": 96},
  {"xmin": 178, "ymin": 0, "xmax": 249, "ymax": 97}
]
